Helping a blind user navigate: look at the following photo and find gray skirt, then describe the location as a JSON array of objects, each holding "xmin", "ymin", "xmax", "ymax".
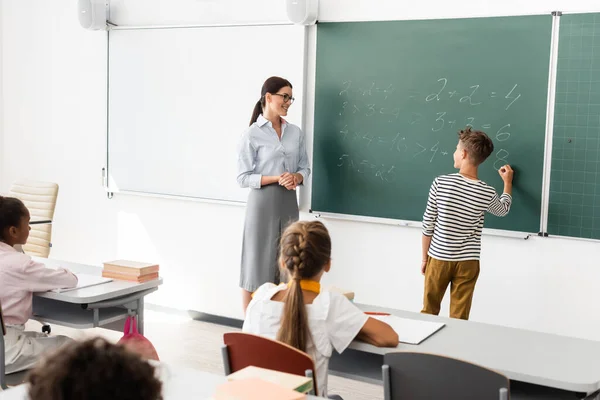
[{"xmin": 240, "ymin": 184, "xmax": 299, "ymax": 292}]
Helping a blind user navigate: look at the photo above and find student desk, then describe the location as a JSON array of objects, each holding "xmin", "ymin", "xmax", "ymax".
[
  {"xmin": 31, "ymin": 258, "xmax": 163, "ymax": 335},
  {"xmin": 0, "ymin": 364, "xmax": 325, "ymax": 399},
  {"xmin": 329, "ymin": 304, "xmax": 600, "ymax": 399}
]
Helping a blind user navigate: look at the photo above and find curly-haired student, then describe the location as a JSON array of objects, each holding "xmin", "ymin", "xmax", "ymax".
[{"xmin": 27, "ymin": 337, "xmax": 163, "ymax": 400}]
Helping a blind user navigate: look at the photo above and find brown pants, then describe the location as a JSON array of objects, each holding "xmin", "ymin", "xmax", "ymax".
[{"xmin": 421, "ymin": 257, "xmax": 480, "ymax": 320}]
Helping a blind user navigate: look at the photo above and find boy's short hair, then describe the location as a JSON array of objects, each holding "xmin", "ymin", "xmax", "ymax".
[
  {"xmin": 458, "ymin": 126, "xmax": 495, "ymax": 166},
  {"xmin": 27, "ymin": 338, "xmax": 163, "ymax": 400}
]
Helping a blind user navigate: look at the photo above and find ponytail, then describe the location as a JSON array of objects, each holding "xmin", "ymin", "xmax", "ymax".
[
  {"xmin": 277, "ymin": 221, "xmax": 331, "ymax": 352},
  {"xmin": 277, "ymin": 276, "xmax": 310, "ymax": 351},
  {"xmin": 249, "ymin": 99, "xmax": 263, "ymax": 126}
]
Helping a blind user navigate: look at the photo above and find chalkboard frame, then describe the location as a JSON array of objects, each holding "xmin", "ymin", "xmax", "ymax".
[{"xmin": 308, "ymin": 14, "xmax": 557, "ymax": 237}]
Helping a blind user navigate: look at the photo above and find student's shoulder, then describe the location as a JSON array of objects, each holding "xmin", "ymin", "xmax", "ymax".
[
  {"xmin": 433, "ymin": 173, "xmax": 463, "ymax": 185},
  {"xmin": 436, "ymin": 172, "xmax": 461, "ymax": 181},
  {"xmin": 474, "ymin": 179, "xmax": 498, "ymax": 194},
  {"xmin": 316, "ymin": 289, "xmax": 357, "ymax": 315},
  {"xmin": 1, "ymin": 251, "xmax": 35, "ymax": 272},
  {"xmin": 438, "ymin": 173, "xmax": 490, "ymax": 188},
  {"xmin": 252, "ymin": 282, "xmax": 281, "ymax": 301},
  {"xmin": 2, "ymin": 248, "xmax": 32, "ymax": 262}
]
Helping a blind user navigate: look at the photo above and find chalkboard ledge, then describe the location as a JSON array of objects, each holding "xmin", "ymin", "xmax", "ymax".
[{"xmin": 309, "ymin": 209, "xmax": 534, "ymax": 240}]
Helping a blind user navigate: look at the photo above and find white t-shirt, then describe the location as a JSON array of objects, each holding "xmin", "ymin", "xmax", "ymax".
[{"xmin": 242, "ymin": 283, "xmax": 369, "ymax": 396}]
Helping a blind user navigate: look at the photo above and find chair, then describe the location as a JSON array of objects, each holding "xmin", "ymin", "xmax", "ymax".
[
  {"xmin": 0, "ymin": 302, "xmax": 28, "ymax": 390},
  {"xmin": 8, "ymin": 180, "xmax": 59, "ymax": 257},
  {"xmin": 383, "ymin": 352, "xmax": 510, "ymax": 400},
  {"xmin": 221, "ymin": 332, "xmax": 317, "ymax": 396}
]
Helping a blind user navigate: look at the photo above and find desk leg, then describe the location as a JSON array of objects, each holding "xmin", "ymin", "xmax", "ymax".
[
  {"xmin": 0, "ymin": 333, "xmax": 7, "ymax": 389},
  {"xmin": 137, "ymin": 298, "xmax": 144, "ymax": 335},
  {"xmin": 582, "ymin": 390, "xmax": 600, "ymax": 400}
]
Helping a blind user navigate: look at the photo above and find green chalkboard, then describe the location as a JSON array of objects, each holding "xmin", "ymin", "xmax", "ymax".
[
  {"xmin": 548, "ymin": 13, "xmax": 600, "ymax": 239},
  {"xmin": 311, "ymin": 15, "xmax": 552, "ymax": 233}
]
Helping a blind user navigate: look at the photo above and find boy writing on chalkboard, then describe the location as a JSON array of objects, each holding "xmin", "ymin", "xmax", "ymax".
[{"xmin": 421, "ymin": 127, "xmax": 514, "ymax": 320}]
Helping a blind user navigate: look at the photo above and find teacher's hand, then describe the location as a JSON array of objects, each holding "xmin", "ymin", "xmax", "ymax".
[{"xmin": 279, "ymin": 173, "xmax": 297, "ymax": 190}]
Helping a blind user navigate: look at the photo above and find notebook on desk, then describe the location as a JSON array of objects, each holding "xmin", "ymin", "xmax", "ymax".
[
  {"xmin": 50, "ymin": 273, "xmax": 113, "ymax": 293},
  {"xmin": 370, "ymin": 315, "xmax": 445, "ymax": 345}
]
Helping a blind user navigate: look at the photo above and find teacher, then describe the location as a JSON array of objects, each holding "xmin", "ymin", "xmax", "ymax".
[{"xmin": 236, "ymin": 76, "xmax": 311, "ymax": 312}]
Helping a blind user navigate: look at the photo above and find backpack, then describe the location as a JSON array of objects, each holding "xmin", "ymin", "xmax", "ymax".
[{"xmin": 117, "ymin": 315, "xmax": 159, "ymax": 361}]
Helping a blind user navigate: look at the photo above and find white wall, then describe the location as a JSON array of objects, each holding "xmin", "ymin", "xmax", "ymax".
[
  {"xmin": 2, "ymin": 0, "xmax": 600, "ymax": 341},
  {"xmin": 108, "ymin": 0, "xmax": 288, "ymax": 26}
]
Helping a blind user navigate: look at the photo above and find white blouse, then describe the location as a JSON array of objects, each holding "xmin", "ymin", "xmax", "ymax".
[{"xmin": 242, "ymin": 283, "xmax": 368, "ymax": 396}]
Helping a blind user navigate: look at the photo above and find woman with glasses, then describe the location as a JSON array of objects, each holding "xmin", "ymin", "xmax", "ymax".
[{"xmin": 237, "ymin": 76, "xmax": 311, "ymax": 312}]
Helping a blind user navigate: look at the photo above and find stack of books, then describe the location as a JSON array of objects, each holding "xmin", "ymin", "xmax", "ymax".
[
  {"xmin": 212, "ymin": 378, "xmax": 306, "ymax": 400},
  {"xmin": 211, "ymin": 366, "xmax": 313, "ymax": 400},
  {"xmin": 226, "ymin": 366, "xmax": 313, "ymax": 394},
  {"xmin": 102, "ymin": 260, "xmax": 159, "ymax": 283}
]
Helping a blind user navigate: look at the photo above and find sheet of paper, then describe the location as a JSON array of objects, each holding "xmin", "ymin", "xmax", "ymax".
[
  {"xmin": 372, "ymin": 315, "xmax": 445, "ymax": 345},
  {"xmin": 50, "ymin": 273, "xmax": 113, "ymax": 293}
]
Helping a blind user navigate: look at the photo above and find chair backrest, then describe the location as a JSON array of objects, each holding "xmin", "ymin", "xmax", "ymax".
[
  {"xmin": 8, "ymin": 180, "xmax": 59, "ymax": 257},
  {"xmin": 383, "ymin": 352, "xmax": 510, "ymax": 400},
  {"xmin": 223, "ymin": 332, "xmax": 317, "ymax": 394}
]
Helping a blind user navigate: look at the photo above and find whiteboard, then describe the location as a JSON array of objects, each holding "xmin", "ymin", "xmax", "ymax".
[{"xmin": 107, "ymin": 25, "xmax": 306, "ymax": 203}]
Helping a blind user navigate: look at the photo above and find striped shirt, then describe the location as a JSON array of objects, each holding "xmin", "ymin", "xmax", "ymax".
[{"xmin": 422, "ymin": 173, "xmax": 512, "ymax": 261}]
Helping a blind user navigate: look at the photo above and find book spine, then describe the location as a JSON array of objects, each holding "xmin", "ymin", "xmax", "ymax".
[
  {"xmin": 102, "ymin": 266, "xmax": 159, "ymax": 276},
  {"xmin": 102, "ymin": 271, "xmax": 159, "ymax": 282}
]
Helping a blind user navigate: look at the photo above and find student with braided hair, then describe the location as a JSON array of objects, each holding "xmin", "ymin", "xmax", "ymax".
[{"xmin": 243, "ymin": 220, "xmax": 398, "ymax": 398}]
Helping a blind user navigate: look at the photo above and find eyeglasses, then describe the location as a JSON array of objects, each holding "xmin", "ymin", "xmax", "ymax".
[{"xmin": 272, "ymin": 93, "xmax": 295, "ymax": 104}]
